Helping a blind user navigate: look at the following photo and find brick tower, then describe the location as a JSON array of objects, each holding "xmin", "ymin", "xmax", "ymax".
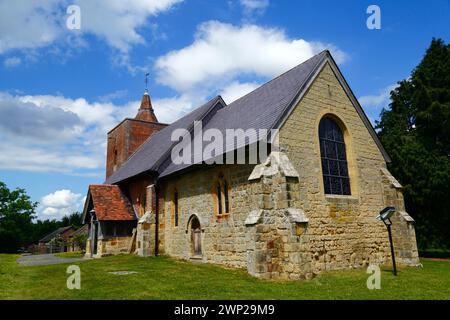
[{"xmin": 105, "ymin": 90, "xmax": 167, "ymax": 179}]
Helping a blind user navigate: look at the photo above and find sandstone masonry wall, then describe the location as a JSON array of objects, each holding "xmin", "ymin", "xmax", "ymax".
[
  {"xmin": 278, "ymin": 62, "xmax": 419, "ymax": 273},
  {"xmin": 161, "ymin": 164, "xmax": 255, "ymax": 268}
]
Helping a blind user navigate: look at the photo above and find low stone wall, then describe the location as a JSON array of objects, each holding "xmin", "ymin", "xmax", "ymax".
[{"xmin": 86, "ymin": 237, "xmax": 132, "ymax": 257}]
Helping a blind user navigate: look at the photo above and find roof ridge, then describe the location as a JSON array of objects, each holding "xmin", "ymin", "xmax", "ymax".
[{"xmin": 224, "ymin": 50, "xmax": 329, "ymax": 107}]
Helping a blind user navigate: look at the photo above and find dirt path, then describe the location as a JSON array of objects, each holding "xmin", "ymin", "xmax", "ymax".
[{"xmin": 17, "ymin": 254, "xmax": 88, "ymax": 266}]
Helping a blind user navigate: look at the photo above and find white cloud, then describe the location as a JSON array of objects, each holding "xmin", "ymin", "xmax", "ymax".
[
  {"xmin": 0, "ymin": 95, "xmax": 81, "ymax": 142},
  {"xmin": 41, "ymin": 189, "xmax": 82, "ymax": 208},
  {"xmin": 152, "ymin": 94, "xmax": 204, "ymax": 124},
  {"xmin": 0, "ymin": 0, "xmax": 182, "ymax": 55},
  {"xmin": 39, "ymin": 189, "xmax": 83, "ymax": 220},
  {"xmin": 155, "ymin": 21, "xmax": 347, "ymax": 93},
  {"xmin": 358, "ymin": 84, "xmax": 396, "ymax": 109},
  {"xmin": 3, "ymin": 56, "xmax": 21, "ymax": 68},
  {"xmin": 220, "ymin": 81, "xmax": 260, "ymax": 103},
  {"xmin": 0, "ymin": 91, "xmax": 139, "ymax": 174},
  {"xmin": 358, "ymin": 84, "xmax": 397, "ymax": 126},
  {"xmin": 98, "ymin": 89, "xmax": 129, "ymax": 103},
  {"xmin": 73, "ymin": 0, "xmax": 183, "ymax": 53},
  {"xmin": 151, "ymin": 21, "xmax": 347, "ymax": 121},
  {"xmin": 0, "ymin": 143, "xmax": 102, "ymax": 173},
  {"xmin": 0, "ymin": 0, "xmax": 62, "ymax": 54},
  {"xmin": 240, "ymin": 0, "xmax": 269, "ymax": 15},
  {"xmin": 0, "ymin": 89, "xmax": 196, "ymax": 175}
]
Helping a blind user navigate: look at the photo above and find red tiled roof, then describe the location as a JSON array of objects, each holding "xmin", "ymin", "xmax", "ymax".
[{"xmin": 89, "ymin": 185, "xmax": 136, "ymax": 221}]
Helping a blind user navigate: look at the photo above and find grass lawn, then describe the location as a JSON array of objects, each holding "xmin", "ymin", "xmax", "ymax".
[{"xmin": 0, "ymin": 254, "xmax": 449, "ymax": 300}]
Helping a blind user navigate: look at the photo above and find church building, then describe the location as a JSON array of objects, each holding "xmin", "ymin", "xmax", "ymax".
[{"xmin": 81, "ymin": 51, "xmax": 420, "ymax": 280}]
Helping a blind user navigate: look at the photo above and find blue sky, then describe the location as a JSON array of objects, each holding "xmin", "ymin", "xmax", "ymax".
[{"xmin": 0, "ymin": 0, "xmax": 448, "ymax": 220}]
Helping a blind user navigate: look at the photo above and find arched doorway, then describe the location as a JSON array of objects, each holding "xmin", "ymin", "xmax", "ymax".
[{"xmin": 190, "ymin": 216, "xmax": 202, "ymax": 257}]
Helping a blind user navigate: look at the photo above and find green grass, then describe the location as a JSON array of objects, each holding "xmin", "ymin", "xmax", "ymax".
[
  {"xmin": 0, "ymin": 254, "xmax": 449, "ymax": 300},
  {"xmin": 54, "ymin": 251, "xmax": 85, "ymax": 258}
]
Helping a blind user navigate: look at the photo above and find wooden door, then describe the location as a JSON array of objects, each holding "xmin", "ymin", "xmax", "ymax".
[{"xmin": 193, "ymin": 228, "xmax": 202, "ymax": 256}]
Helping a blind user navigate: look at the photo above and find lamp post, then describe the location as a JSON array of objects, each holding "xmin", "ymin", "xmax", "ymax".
[{"xmin": 377, "ymin": 207, "xmax": 397, "ymax": 276}]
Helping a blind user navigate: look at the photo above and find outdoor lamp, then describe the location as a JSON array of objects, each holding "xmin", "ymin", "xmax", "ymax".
[
  {"xmin": 377, "ymin": 207, "xmax": 397, "ymax": 276},
  {"xmin": 90, "ymin": 209, "xmax": 96, "ymax": 221},
  {"xmin": 377, "ymin": 206, "xmax": 396, "ymax": 223}
]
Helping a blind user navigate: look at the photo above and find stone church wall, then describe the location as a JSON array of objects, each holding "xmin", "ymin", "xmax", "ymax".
[
  {"xmin": 161, "ymin": 164, "xmax": 255, "ymax": 268},
  {"xmin": 122, "ymin": 61, "xmax": 419, "ymax": 279},
  {"xmin": 278, "ymin": 62, "xmax": 420, "ymax": 273},
  {"xmin": 157, "ymin": 62, "xmax": 420, "ymax": 277}
]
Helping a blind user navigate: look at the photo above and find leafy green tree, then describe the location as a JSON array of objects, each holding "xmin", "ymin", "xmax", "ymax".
[
  {"xmin": 29, "ymin": 212, "xmax": 82, "ymax": 244},
  {"xmin": 377, "ymin": 38, "xmax": 450, "ymax": 250},
  {"xmin": 0, "ymin": 182, "xmax": 38, "ymax": 253},
  {"xmin": 61, "ymin": 212, "xmax": 82, "ymax": 229},
  {"xmin": 30, "ymin": 219, "xmax": 63, "ymax": 244},
  {"xmin": 71, "ymin": 233, "xmax": 88, "ymax": 251}
]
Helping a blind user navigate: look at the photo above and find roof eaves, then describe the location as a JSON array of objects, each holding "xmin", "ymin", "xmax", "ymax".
[{"xmin": 81, "ymin": 188, "xmax": 92, "ymax": 224}]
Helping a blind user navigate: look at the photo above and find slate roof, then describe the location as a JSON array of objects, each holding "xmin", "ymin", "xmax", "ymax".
[
  {"xmin": 106, "ymin": 96, "xmax": 225, "ymax": 184},
  {"xmin": 159, "ymin": 50, "xmax": 328, "ymax": 177},
  {"xmin": 105, "ymin": 50, "xmax": 389, "ymax": 184},
  {"xmin": 85, "ymin": 185, "xmax": 136, "ymax": 221},
  {"xmin": 39, "ymin": 226, "xmax": 73, "ymax": 243}
]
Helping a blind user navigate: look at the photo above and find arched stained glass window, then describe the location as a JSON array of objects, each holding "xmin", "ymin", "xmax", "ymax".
[{"xmin": 319, "ymin": 117, "xmax": 351, "ymax": 195}]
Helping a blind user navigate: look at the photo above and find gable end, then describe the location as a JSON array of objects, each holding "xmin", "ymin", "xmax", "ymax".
[{"xmin": 271, "ymin": 51, "xmax": 391, "ymax": 163}]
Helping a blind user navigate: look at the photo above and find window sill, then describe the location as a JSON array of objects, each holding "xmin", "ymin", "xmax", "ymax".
[
  {"xmin": 325, "ymin": 194, "xmax": 359, "ymax": 202},
  {"xmin": 216, "ymin": 213, "xmax": 230, "ymax": 220}
]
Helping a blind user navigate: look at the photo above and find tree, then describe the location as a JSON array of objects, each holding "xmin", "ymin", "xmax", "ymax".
[
  {"xmin": 30, "ymin": 219, "xmax": 63, "ymax": 244},
  {"xmin": 29, "ymin": 212, "xmax": 83, "ymax": 245},
  {"xmin": 0, "ymin": 181, "xmax": 38, "ymax": 253},
  {"xmin": 377, "ymin": 38, "xmax": 450, "ymax": 250},
  {"xmin": 61, "ymin": 212, "xmax": 83, "ymax": 229},
  {"xmin": 71, "ymin": 233, "xmax": 88, "ymax": 252}
]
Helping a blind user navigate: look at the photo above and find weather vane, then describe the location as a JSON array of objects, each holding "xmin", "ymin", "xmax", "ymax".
[{"xmin": 145, "ymin": 72, "xmax": 150, "ymax": 91}]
